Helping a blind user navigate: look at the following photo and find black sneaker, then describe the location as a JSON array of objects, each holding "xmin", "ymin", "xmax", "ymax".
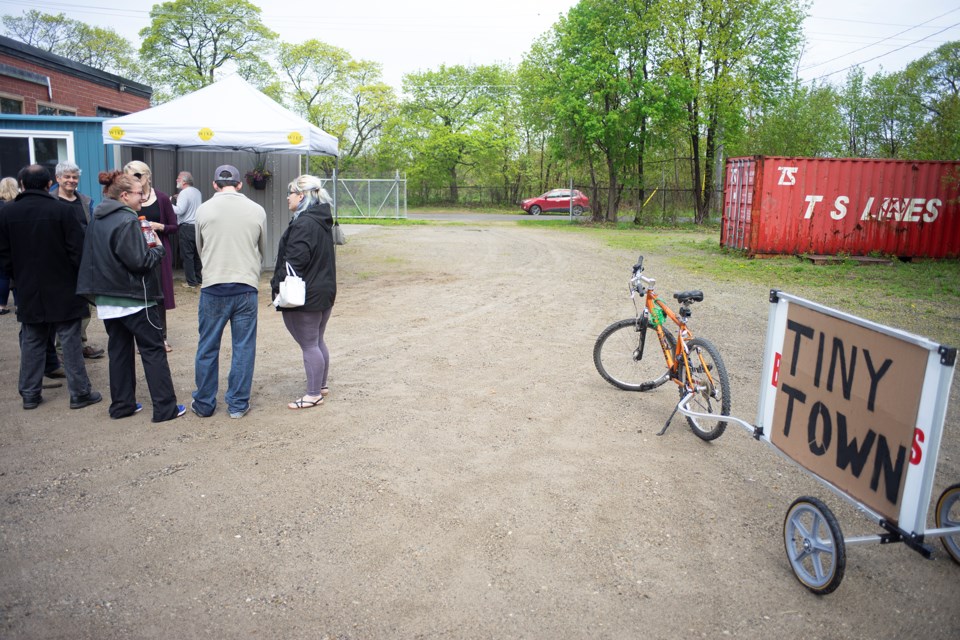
[
  {"xmin": 23, "ymin": 396, "xmax": 42, "ymax": 410},
  {"xmin": 70, "ymin": 390, "xmax": 103, "ymax": 410}
]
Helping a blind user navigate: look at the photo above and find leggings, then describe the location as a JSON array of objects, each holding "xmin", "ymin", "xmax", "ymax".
[{"xmin": 282, "ymin": 307, "xmax": 332, "ymax": 396}]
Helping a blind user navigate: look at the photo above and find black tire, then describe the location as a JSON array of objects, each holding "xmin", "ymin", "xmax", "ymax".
[
  {"xmin": 935, "ymin": 483, "xmax": 960, "ymax": 565},
  {"xmin": 679, "ymin": 337, "xmax": 730, "ymax": 441},
  {"xmin": 529, "ymin": 205, "xmax": 541, "ymax": 215},
  {"xmin": 783, "ymin": 496, "xmax": 846, "ymax": 595},
  {"xmin": 572, "ymin": 205, "xmax": 584, "ymax": 215},
  {"xmin": 594, "ymin": 317, "xmax": 675, "ymax": 391}
]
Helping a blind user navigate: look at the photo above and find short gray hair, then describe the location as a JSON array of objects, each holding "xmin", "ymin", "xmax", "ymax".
[{"xmin": 56, "ymin": 161, "xmax": 81, "ymax": 177}]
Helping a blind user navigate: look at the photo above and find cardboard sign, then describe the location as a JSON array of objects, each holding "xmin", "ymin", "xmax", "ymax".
[{"xmin": 769, "ymin": 304, "xmax": 928, "ymax": 523}]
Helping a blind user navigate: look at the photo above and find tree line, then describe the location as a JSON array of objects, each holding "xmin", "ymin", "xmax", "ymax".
[{"xmin": 4, "ymin": 0, "xmax": 958, "ymax": 222}]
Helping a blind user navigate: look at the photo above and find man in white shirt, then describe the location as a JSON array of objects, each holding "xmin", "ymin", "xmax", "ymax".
[{"xmin": 173, "ymin": 171, "xmax": 203, "ymax": 288}]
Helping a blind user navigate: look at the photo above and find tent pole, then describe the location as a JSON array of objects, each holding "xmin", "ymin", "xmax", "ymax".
[{"xmin": 333, "ymin": 155, "xmax": 339, "ymax": 220}]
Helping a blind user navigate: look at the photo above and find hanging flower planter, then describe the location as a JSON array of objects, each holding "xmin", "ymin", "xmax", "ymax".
[{"xmin": 245, "ymin": 158, "xmax": 271, "ymax": 190}]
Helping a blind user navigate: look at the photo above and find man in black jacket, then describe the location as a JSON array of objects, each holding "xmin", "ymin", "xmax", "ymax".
[
  {"xmin": 0, "ymin": 165, "xmax": 101, "ymax": 410},
  {"xmin": 52, "ymin": 160, "xmax": 104, "ymax": 360}
]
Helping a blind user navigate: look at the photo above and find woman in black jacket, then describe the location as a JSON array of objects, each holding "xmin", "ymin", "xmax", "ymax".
[
  {"xmin": 270, "ymin": 175, "xmax": 337, "ymax": 410},
  {"xmin": 76, "ymin": 171, "xmax": 185, "ymax": 422}
]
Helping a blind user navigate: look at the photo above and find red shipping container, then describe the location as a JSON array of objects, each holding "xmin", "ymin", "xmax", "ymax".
[{"xmin": 721, "ymin": 156, "xmax": 960, "ymax": 259}]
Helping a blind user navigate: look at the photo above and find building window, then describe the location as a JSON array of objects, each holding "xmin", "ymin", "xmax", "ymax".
[
  {"xmin": 37, "ymin": 102, "xmax": 76, "ymax": 116},
  {"xmin": 0, "ymin": 130, "xmax": 74, "ymax": 178},
  {"xmin": 96, "ymin": 106, "xmax": 127, "ymax": 117},
  {"xmin": 1, "ymin": 95, "xmax": 23, "ymax": 114}
]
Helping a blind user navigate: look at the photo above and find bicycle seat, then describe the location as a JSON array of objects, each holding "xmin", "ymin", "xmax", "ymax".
[{"xmin": 674, "ymin": 290, "xmax": 704, "ymax": 304}]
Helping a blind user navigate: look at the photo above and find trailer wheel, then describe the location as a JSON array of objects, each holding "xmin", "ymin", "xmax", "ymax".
[
  {"xmin": 783, "ymin": 496, "xmax": 846, "ymax": 594},
  {"xmin": 935, "ymin": 483, "xmax": 960, "ymax": 565}
]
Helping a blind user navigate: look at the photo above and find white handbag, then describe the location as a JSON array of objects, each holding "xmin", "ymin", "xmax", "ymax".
[{"xmin": 274, "ymin": 262, "xmax": 305, "ymax": 308}]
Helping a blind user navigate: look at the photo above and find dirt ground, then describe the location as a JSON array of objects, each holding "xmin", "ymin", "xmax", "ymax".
[{"xmin": 1, "ymin": 223, "xmax": 958, "ymax": 639}]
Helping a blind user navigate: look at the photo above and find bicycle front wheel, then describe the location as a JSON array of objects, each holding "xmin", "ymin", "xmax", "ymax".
[
  {"xmin": 680, "ymin": 337, "xmax": 731, "ymax": 440},
  {"xmin": 594, "ymin": 318, "xmax": 674, "ymax": 392}
]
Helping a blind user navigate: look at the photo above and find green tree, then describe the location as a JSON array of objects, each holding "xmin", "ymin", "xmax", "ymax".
[
  {"xmin": 901, "ymin": 41, "xmax": 960, "ymax": 160},
  {"xmin": 342, "ymin": 61, "xmax": 398, "ymax": 163},
  {"xmin": 2, "ymin": 10, "xmax": 138, "ymax": 78},
  {"xmin": 865, "ymin": 71, "xmax": 923, "ymax": 158},
  {"xmin": 658, "ymin": 0, "xmax": 806, "ymax": 222},
  {"xmin": 139, "ymin": 0, "xmax": 276, "ymax": 98},
  {"xmin": 737, "ymin": 82, "xmax": 844, "ymax": 156},
  {"xmin": 838, "ymin": 67, "xmax": 871, "ymax": 156},
  {"xmin": 399, "ymin": 64, "xmax": 515, "ymax": 201},
  {"xmin": 277, "ymin": 40, "xmax": 351, "ymax": 135},
  {"xmin": 277, "ymin": 42, "xmax": 397, "ymax": 173},
  {"xmin": 520, "ymin": 0, "xmax": 671, "ymax": 221}
]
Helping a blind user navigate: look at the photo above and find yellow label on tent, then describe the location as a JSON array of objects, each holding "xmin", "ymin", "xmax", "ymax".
[
  {"xmin": 198, "ymin": 128, "xmax": 215, "ymax": 141},
  {"xmin": 288, "ymin": 131, "xmax": 304, "ymax": 145},
  {"xmin": 108, "ymin": 126, "xmax": 125, "ymax": 140}
]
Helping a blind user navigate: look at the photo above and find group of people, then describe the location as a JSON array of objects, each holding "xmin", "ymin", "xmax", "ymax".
[{"xmin": 0, "ymin": 160, "xmax": 339, "ymax": 420}]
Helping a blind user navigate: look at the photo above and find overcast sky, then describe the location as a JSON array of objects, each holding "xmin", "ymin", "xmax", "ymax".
[{"xmin": 3, "ymin": 0, "xmax": 958, "ymax": 89}]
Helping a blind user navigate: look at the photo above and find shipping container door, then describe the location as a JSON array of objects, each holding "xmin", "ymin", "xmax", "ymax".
[{"xmin": 722, "ymin": 157, "xmax": 755, "ymax": 250}]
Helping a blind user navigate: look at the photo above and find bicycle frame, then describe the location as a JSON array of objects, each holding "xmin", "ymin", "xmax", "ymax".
[{"xmin": 633, "ymin": 275, "xmax": 710, "ymax": 396}]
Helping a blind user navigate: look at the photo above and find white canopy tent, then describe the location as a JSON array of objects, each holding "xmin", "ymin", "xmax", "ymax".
[
  {"xmin": 101, "ymin": 74, "xmax": 338, "ymax": 157},
  {"xmin": 100, "ymin": 74, "xmax": 339, "ymax": 267}
]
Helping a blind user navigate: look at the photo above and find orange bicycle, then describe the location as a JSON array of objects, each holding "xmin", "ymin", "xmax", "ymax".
[{"xmin": 593, "ymin": 255, "xmax": 731, "ymax": 440}]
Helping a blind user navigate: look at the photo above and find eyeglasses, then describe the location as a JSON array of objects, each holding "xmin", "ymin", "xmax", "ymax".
[
  {"xmin": 287, "ymin": 189, "xmax": 301, "ymax": 196},
  {"xmin": 126, "ymin": 190, "xmax": 146, "ymax": 199}
]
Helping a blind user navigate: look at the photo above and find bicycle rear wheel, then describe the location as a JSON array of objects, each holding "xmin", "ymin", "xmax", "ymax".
[
  {"xmin": 594, "ymin": 318, "xmax": 674, "ymax": 391},
  {"xmin": 680, "ymin": 337, "xmax": 731, "ymax": 440}
]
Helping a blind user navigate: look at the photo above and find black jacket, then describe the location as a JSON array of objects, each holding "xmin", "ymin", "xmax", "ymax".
[
  {"xmin": 76, "ymin": 198, "xmax": 165, "ymax": 302},
  {"xmin": 271, "ymin": 202, "xmax": 336, "ymax": 312},
  {"xmin": 0, "ymin": 189, "xmax": 89, "ymax": 324}
]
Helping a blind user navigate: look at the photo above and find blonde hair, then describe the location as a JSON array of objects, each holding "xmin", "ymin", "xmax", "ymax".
[
  {"xmin": 123, "ymin": 160, "xmax": 152, "ymax": 187},
  {"xmin": 287, "ymin": 174, "xmax": 332, "ymax": 213},
  {"xmin": 0, "ymin": 176, "xmax": 17, "ymax": 201}
]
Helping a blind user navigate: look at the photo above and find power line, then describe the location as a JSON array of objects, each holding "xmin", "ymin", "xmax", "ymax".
[
  {"xmin": 805, "ymin": 20, "xmax": 960, "ymax": 83},
  {"xmin": 800, "ymin": 6, "xmax": 960, "ymax": 72}
]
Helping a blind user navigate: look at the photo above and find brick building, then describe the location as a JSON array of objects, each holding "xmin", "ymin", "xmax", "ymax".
[
  {"xmin": 0, "ymin": 35, "xmax": 152, "ymax": 185},
  {"xmin": 0, "ymin": 35, "xmax": 151, "ymax": 117}
]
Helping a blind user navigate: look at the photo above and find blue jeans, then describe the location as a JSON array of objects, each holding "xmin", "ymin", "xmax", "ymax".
[{"xmin": 192, "ymin": 290, "xmax": 258, "ymax": 416}]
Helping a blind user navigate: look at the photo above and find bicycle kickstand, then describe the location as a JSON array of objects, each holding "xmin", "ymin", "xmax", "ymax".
[{"xmin": 657, "ymin": 402, "xmax": 682, "ymax": 436}]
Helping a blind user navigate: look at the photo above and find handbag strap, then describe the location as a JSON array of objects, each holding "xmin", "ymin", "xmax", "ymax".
[{"xmin": 285, "ymin": 261, "xmax": 298, "ymax": 277}]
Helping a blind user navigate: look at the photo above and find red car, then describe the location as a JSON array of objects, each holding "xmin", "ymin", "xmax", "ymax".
[{"xmin": 520, "ymin": 189, "xmax": 589, "ymax": 215}]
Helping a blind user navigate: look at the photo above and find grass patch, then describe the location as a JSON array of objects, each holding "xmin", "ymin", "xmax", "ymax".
[
  {"xmin": 577, "ymin": 225, "xmax": 960, "ymax": 344},
  {"xmin": 339, "ymin": 217, "xmax": 431, "ymax": 226},
  {"xmin": 407, "ymin": 205, "xmax": 518, "ymax": 215}
]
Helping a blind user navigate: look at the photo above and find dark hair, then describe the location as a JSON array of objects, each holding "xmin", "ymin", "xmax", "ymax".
[
  {"xmin": 99, "ymin": 170, "xmax": 139, "ymax": 200},
  {"xmin": 17, "ymin": 164, "xmax": 51, "ymax": 190}
]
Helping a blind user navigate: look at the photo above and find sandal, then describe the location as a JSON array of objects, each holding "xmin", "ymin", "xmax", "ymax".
[{"xmin": 288, "ymin": 395, "xmax": 323, "ymax": 410}]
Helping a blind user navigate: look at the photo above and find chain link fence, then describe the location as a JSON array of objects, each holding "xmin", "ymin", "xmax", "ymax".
[{"xmin": 322, "ymin": 177, "xmax": 407, "ymax": 219}]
